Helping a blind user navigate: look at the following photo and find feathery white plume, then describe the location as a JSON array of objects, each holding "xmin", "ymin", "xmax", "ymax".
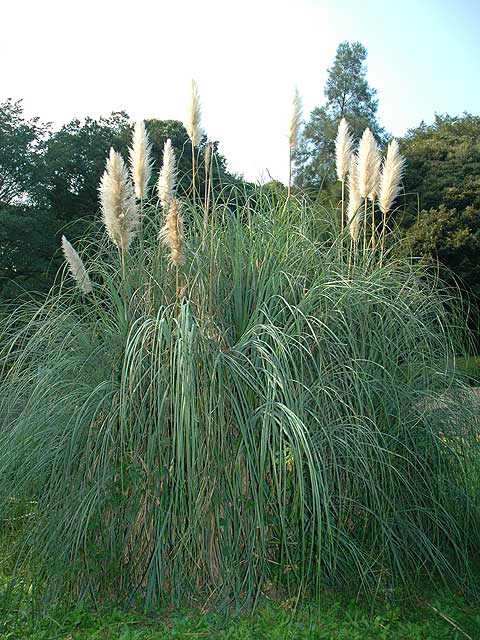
[
  {"xmin": 288, "ymin": 88, "xmax": 303, "ymax": 150},
  {"xmin": 347, "ymin": 156, "xmax": 362, "ymax": 242},
  {"xmin": 357, "ymin": 128, "xmax": 380, "ymax": 200},
  {"xmin": 159, "ymin": 197, "xmax": 184, "ymax": 267},
  {"xmin": 157, "ymin": 138, "xmax": 177, "ymax": 211},
  {"xmin": 129, "ymin": 121, "xmax": 152, "ymax": 200},
  {"xmin": 335, "ymin": 118, "xmax": 353, "ymax": 182},
  {"xmin": 187, "ymin": 79, "xmax": 203, "ymax": 147},
  {"xmin": 368, "ymin": 141, "xmax": 381, "ymax": 201},
  {"xmin": 204, "ymin": 141, "xmax": 213, "ymax": 170},
  {"xmin": 379, "ymin": 139, "xmax": 406, "ymax": 214},
  {"xmin": 99, "ymin": 148, "xmax": 140, "ymax": 253},
  {"xmin": 61, "ymin": 235, "xmax": 92, "ymax": 294}
]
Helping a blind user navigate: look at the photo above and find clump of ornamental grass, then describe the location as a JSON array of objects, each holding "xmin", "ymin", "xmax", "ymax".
[{"xmin": 0, "ymin": 107, "xmax": 479, "ymax": 616}]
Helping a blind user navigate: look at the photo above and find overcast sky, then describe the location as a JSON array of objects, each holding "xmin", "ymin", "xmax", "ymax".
[{"xmin": 2, "ymin": 0, "xmax": 479, "ymax": 183}]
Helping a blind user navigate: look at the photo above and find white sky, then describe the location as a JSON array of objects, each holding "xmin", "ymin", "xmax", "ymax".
[{"xmin": 2, "ymin": 0, "xmax": 479, "ymax": 183}]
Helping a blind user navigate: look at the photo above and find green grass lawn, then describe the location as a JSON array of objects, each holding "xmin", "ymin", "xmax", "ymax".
[{"xmin": 3, "ymin": 591, "xmax": 480, "ymax": 640}]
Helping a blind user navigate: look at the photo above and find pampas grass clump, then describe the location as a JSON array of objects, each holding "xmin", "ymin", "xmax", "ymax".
[{"xmin": 0, "ymin": 101, "xmax": 479, "ymax": 615}]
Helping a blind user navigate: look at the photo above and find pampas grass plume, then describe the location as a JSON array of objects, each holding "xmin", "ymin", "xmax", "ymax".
[
  {"xmin": 379, "ymin": 139, "xmax": 406, "ymax": 214},
  {"xmin": 159, "ymin": 197, "xmax": 184, "ymax": 267},
  {"xmin": 129, "ymin": 121, "xmax": 152, "ymax": 200},
  {"xmin": 368, "ymin": 141, "xmax": 381, "ymax": 202},
  {"xmin": 99, "ymin": 148, "xmax": 139, "ymax": 253},
  {"xmin": 357, "ymin": 128, "xmax": 380, "ymax": 200},
  {"xmin": 61, "ymin": 235, "xmax": 92, "ymax": 294},
  {"xmin": 288, "ymin": 88, "xmax": 303, "ymax": 150},
  {"xmin": 335, "ymin": 118, "xmax": 353, "ymax": 182},
  {"xmin": 158, "ymin": 138, "xmax": 177, "ymax": 211},
  {"xmin": 187, "ymin": 79, "xmax": 203, "ymax": 147},
  {"xmin": 347, "ymin": 156, "xmax": 362, "ymax": 242}
]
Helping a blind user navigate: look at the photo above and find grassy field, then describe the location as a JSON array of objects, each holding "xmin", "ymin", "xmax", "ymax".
[{"xmin": 3, "ymin": 590, "xmax": 480, "ymax": 639}]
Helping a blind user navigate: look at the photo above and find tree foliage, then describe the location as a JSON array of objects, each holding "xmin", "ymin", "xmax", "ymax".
[
  {"xmin": 401, "ymin": 113, "xmax": 480, "ymax": 221},
  {"xmin": 0, "ymin": 204, "xmax": 59, "ymax": 299},
  {"xmin": 0, "ymin": 99, "xmax": 49, "ymax": 204},
  {"xmin": 408, "ymin": 205, "xmax": 480, "ymax": 298},
  {"xmin": 400, "ymin": 114, "xmax": 480, "ymax": 307},
  {"xmin": 294, "ymin": 42, "xmax": 385, "ymax": 190},
  {"xmin": 41, "ymin": 112, "xmax": 130, "ymax": 220}
]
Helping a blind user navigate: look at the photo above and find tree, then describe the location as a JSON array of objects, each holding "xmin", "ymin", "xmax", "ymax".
[
  {"xmin": 398, "ymin": 115, "xmax": 480, "ymax": 342},
  {"xmin": 41, "ymin": 112, "xmax": 130, "ymax": 221},
  {"xmin": 0, "ymin": 99, "xmax": 49, "ymax": 204},
  {"xmin": 400, "ymin": 113, "xmax": 480, "ymax": 225},
  {"xmin": 0, "ymin": 203, "xmax": 59, "ymax": 299},
  {"xmin": 294, "ymin": 41, "xmax": 385, "ymax": 190}
]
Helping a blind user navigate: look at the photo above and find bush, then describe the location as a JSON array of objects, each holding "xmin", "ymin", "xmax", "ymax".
[{"xmin": 0, "ymin": 182, "xmax": 479, "ymax": 610}]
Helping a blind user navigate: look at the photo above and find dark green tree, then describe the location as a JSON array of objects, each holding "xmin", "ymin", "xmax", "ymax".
[
  {"xmin": 400, "ymin": 113, "xmax": 480, "ymax": 225},
  {"xmin": 408, "ymin": 205, "xmax": 480, "ymax": 298},
  {"xmin": 0, "ymin": 203, "xmax": 59, "ymax": 299},
  {"xmin": 399, "ymin": 114, "xmax": 480, "ymax": 338},
  {"xmin": 0, "ymin": 99, "xmax": 49, "ymax": 204},
  {"xmin": 294, "ymin": 41, "xmax": 385, "ymax": 190},
  {"xmin": 41, "ymin": 112, "xmax": 130, "ymax": 221}
]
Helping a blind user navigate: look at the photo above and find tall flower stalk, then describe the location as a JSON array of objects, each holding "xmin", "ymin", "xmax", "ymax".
[
  {"xmin": 347, "ymin": 156, "xmax": 362, "ymax": 244},
  {"xmin": 129, "ymin": 121, "xmax": 152, "ymax": 204},
  {"xmin": 346, "ymin": 156, "xmax": 362, "ymax": 272},
  {"xmin": 159, "ymin": 197, "xmax": 184, "ymax": 296},
  {"xmin": 287, "ymin": 88, "xmax": 302, "ymax": 197},
  {"xmin": 368, "ymin": 140, "xmax": 381, "ymax": 249},
  {"xmin": 99, "ymin": 148, "xmax": 139, "ymax": 280},
  {"xmin": 61, "ymin": 235, "xmax": 92, "ymax": 294},
  {"xmin": 378, "ymin": 139, "xmax": 406, "ymax": 262},
  {"xmin": 157, "ymin": 138, "xmax": 177, "ymax": 212},
  {"xmin": 203, "ymin": 141, "xmax": 213, "ymax": 244},
  {"xmin": 357, "ymin": 128, "xmax": 379, "ymax": 252},
  {"xmin": 335, "ymin": 118, "xmax": 353, "ymax": 232},
  {"xmin": 186, "ymin": 79, "xmax": 203, "ymax": 206}
]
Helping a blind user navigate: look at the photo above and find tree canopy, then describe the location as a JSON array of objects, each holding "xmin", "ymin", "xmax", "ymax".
[
  {"xmin": 398, "ymin": 114, "xmax": 480, "ymax": 310},
  {"xmin": 0, "ymin": 99, "xmax": 49, "ymax": 205},
  {"xmin": 294, "ymin": 41, "xmax": 385, "ymax": 190},
  {"xmin": 400, "ymin": 113, "xmax": 480, "ymax": 223}
]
